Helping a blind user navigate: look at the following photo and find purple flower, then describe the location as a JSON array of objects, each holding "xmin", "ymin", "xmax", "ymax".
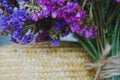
[
  {"xmin": 57, "ymin": 9, "xmax": 65, "ymax": 19},
  {"xmin": 55, "ymin": 21, "xmax": 66, "ymax": 31},
  {"xmin": 29, "ymin": 13, "xmax": 38, "ymax": 21},
  {"xmin": 55, "ymin": 22, "xmax": 61, "ymax": 31},
  {"xmin": 78, "ymin": 27, "xmax": 86, "ymax": 36},
  {"xmin": 11, "ymin": 37, "xmax": 19, "ymax": 43},
  {"xmin": 36, "ymin": 12, "xmax": 43, "ymax": 19},
  {"xmin": 57, "ymin": 0, "xmax": 66, "ymax": 6},
  {"xmin": 36, "ymin": 0, "xmax": 49, "ymax": 5},
  {"xmin": 47, "ymin": 2, "xmax": 56, "ymax": 12},
  {"xmin": 2, "ymin": 0, "xmax": 12, "ymax": 11},
  {"xmin": 11, "ymin": 29, "xmax": 23, "ymax": 43},
  {"xmin": 0, "ymin": 0, "xmax": 97, "ymax": 45},
  {"xmin": 70, "ymin": 23, "xmax": 80, "ymax": 32},
  {"xmin": 85, "ymin": 28, "xmax": 97, "ymax": 39},
  {"xmin": 51, "ymin": 40, "xmax": 60, "ymax": 46},
  {"xmin": 21, "ymin": 34, "xmax": 35, "ymax": 44},
  {"xmin": 9, "ymin": 9, "xmax": 27, "ymax": 29},
  {"xmin": 75, "ymin": 11, "xmax": 86, "ymax": 20},
  {"xmin": 41, "ymin": 6, "xmax": 50, "ymax": 18},
  {"xmin": 0, "ymin": 16, "xmax": 10, "ymax": 31},
  {"xmin": 51, "ymin": 11, "xmax": 58, "ymax": 18}
]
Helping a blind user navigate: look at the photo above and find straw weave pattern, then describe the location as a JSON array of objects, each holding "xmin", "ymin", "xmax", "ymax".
[{"xmin": 0, "ymin": 42, "xmax": 94, "ymax": 80}]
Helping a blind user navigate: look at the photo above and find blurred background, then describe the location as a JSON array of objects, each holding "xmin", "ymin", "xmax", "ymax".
[{"xmin": 0, "ymin": 35, "xmax": 12, "ymax": 46}]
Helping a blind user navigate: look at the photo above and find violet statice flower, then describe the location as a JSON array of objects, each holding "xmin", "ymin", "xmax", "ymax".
[
  {"xmin": 40, "ymin": 6, "xmax": 51, "ymax": 18},
  {"xmin": 0, "ymin": 16, "xmax": 10, "ymax": 31},
  {"xmin": 57, "ymin": 2, "xmax": 83, "ymax": 24},
  {"xmin": 51, "ymin": 39, "xmax": 60, "ymax": 46},
  {"xmin": 47, "ymin": 1, "xmax": 56, "ymax": 12},
  {"xmin": 78, "ymin": 27, "xmax": 86, "ymax": 36},
  {"xmin": 70, "ymin": 23, "xmax": 80, "ymax": 32},
  {"xmin": 51, "ymin": 11, "xmax": 58, "ymax": 18},
  {"xmin": 75, "ymin": 11, "xmax": 86, "ymax": 21},
  {"xmin": 36, "ymin": 12, "xmax": 43, "ymax": 19},
  {"xmin": 57, "ymin": 0, "xmax": 66, "ymax": 6},
  {"xmin": 85, "ymin": 28, "xmax": 97, "ymax": 39},
  {"xmin": 29, "ymin": 6, "xmax": 51, "ymax": 21},
  {"xmin": 1, "ymin": 0, "xmax": 12, "ymax": 11},
  {"xmin": 36, "ymin": 0, "xmax": 49, "ymax": 5},
  {"xmin": 9, "ymin": 9, "xmax": 27, "ymax": 29},
  {"xmin": 56, "ymin": 9, "xmax": 65, "ymax": 19},
  {"xmin": 55, "ymin": 22, "xmax": 61, "ymax": 31},
  {"xmin": 11, "ymin": 29, "xmax": 23, "ymax": 43},
  {"xmin": 21, "ymin": 34, "xmax": 35, "ymax": 44},
  {"xmin": 29, "ymin": 13, "xmax": 38, "ymax": 21},
  {"xmin": 55, "ymin": 20, "xmax": 66, "ymax": 31}
]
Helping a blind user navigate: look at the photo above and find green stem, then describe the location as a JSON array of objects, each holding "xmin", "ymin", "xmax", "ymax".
[
  {"xmin": 86, "ymin": 39, "xmax": 98, "ymax": 59},
  {"xmin": 106, "ymin": 5, "xmax": 119, "ymax": 27},
  {"xmin": 82, "ymin": 0, "xmax": 87, "ymax": 10},
  {"xmin": 95, "ymin": 1, "xmax": 104, "ymax": 50},
  {"xmin": 74, "ymin": 34, "xmax": 97, "ymax": 60}
]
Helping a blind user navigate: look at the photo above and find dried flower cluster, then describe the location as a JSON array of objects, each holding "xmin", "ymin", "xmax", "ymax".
[{"xmin": 0, "ymin": 0, "xmax": 97, "ymax": 46}]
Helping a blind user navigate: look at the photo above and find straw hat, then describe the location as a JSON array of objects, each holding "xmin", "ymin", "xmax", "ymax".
[{"xmin": 0, "ymin": 41, "xmax": 94, "ymax": 80}]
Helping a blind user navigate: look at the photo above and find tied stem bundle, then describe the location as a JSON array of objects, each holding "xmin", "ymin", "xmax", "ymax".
[{"xmin": 84, "ymin": 44, "xmax": 120, "ymax": 80}]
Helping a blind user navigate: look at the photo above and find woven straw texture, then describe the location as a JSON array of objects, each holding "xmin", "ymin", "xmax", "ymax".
[{"xmin": 0, "ymin": 41, "xmax": 94, "ymax": 80}]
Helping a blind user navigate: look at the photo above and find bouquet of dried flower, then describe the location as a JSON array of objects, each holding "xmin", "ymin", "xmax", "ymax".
[{"xmin": 0, "ymin": 0, "xmax": 120, "ymax": 80}]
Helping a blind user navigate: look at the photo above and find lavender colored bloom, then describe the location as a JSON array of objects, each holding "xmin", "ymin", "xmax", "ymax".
[
  {"xmin": 51, "ymin": 40, "xmax": 60, "ymax": 46},
  {"xmin": 66, "ymin": 2, "xmax": 79, "ymax": 10},
  {"xmin": 12, "ymin": 9, "xmax": 27, "ymax": 22},
  {"xmin": 41, "ymin": 6, "xmax": 50, "ymax": 18},
  {"xmin": 51, "ymin": 11, "xmax": 57, "ymax": 18},
  {"xmin": 11, "ymin": 37, "xmax": 19, "ymax": 43},
  {"xmin": 57, "ymin": 9, "xmax": 65, "ymax": 19},
  {"xmin": 36, "ymin": 12, "xmax": 43, "ymax": 19},
  {"xmin": 55, "ymin": 22, "xmax": 61, "ymax": 31},
  {"xmin": 10, "ymin": 9, "xmax": 27, "ymax": 29},
  {"xmin": 2, "ymin": 0, "xmax": 12, "ymax": 11},
  {"xmin": 85, "ymin": 28, "xmax": 97, "ymax": 39},
  {"xmin": 21, "ymin": 34, "xmax": 35, "ymax": 44},
  {"xmin": 75, "ymin": 11, "xmax": 86, "ymax": 20},
  {"xmin": 29, "ymin": 13, "xmax": 38, "ymax": 21},
  {"xmin": 47, "ymin": 2, "xmax": 56, "ymax": 12},
  {"xmin": 55, "ymin": 21, "xmax": 66, "ymax": 30},
  {"xmin": 36, "ymin": 0, "xmax": 49, "ymax": 5},
  {"xmin": 78, "ymin": 27, "xmax": 85, "ymax": 36},
  {"xmin": 0, "ymin": 0, "xmax": 97, "ymax": 45},
  {"xmin": 57, "ymin": 0, "xmax": 66, "ymax": 6},
  {"xmin": 11, "ymin": 29, "xmax": 23, "ymax": 43},
  {"xmin": 0, "ymin": 16, "xmax": 10, "ymax": 31},
  {"xmin": 70, "ymin": 23, "xmax": 80, "ymax": 32}
]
